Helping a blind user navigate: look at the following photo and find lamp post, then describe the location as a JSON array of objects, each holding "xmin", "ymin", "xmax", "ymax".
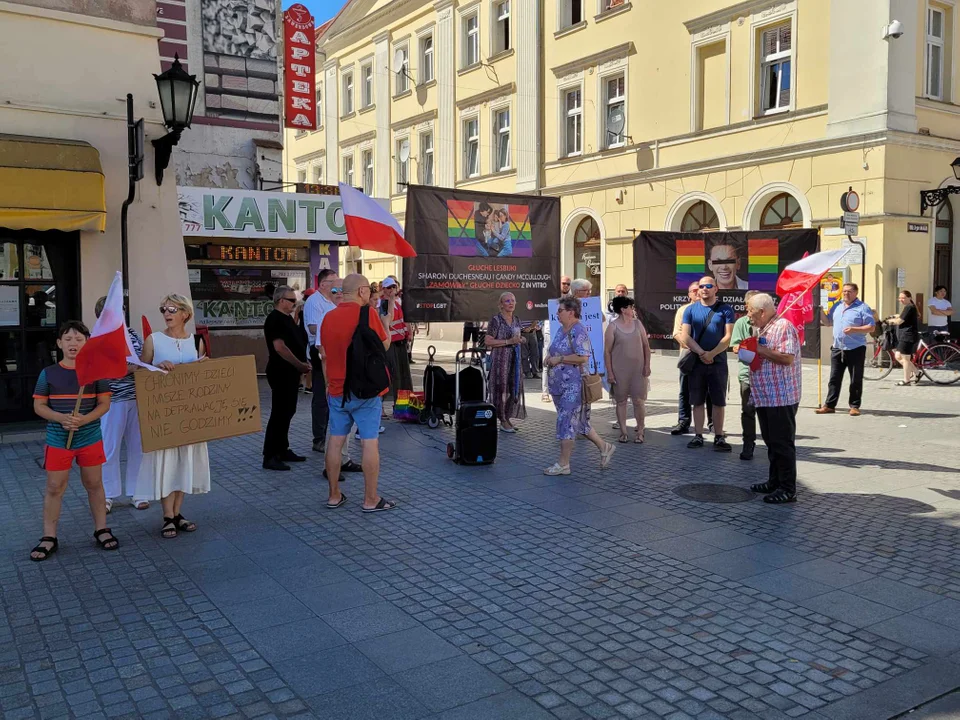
[
  {"xmin": 152, "ymin": 55, "xmax": 200, "ymax": 186},
  {"xmin": 919, "ymin": 157, "xmax": 960, "ymax": 214}
]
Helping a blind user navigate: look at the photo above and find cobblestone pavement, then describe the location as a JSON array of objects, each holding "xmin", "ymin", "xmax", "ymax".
[{"xmin": 2, "ymin": 354, "xmax": 960, "ymax": 720}]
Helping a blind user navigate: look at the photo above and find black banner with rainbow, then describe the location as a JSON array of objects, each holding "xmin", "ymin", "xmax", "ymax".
[
  {"xmin": 401, "ymin": 185, "xmax": 561, "ymax": 322},
  {"xmin": 633, "ymin": 229, "xmax": 819, "ymax": 350}
]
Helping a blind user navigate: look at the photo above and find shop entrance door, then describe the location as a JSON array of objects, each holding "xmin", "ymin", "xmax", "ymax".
[{"xmin": 0, "ymin": 231, "xmax": 81, "ymax": 423}]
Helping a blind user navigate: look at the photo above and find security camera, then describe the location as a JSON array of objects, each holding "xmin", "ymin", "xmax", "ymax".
[{"xmin": 882, "ymin": 20, "xmax": 904, "ymax": 40}]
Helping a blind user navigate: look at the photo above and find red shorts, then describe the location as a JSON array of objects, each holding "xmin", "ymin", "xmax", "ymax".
[{"xmin": 44, "ymin": 441, "xmax": 106, "ymax": 471}]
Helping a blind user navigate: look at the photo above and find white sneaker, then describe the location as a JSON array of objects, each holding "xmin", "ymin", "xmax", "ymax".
[{"xmin": 543, "ymin": 463, "xmax": 571, "ymax": 476}]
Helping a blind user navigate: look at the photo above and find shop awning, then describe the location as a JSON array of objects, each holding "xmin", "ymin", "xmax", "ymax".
[{"xmin": 0, "ymin": 134, "xmax": 106, "ymax": 233}]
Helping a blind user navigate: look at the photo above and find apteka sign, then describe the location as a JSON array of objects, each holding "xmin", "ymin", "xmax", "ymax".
[{"xmin": 283, "ymin": 4, "xmax": 316, "ymax": 130}]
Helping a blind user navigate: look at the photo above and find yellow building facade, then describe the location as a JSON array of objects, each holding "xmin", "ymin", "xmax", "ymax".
[{"xmin": 286, "ymin": 0, "xmax": 960, "ymax": 321}]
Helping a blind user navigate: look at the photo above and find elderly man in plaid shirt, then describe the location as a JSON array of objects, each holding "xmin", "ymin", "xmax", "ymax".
[{"xmin": 745, "ymin": 293, "xmax": 802, "ymax": 504}]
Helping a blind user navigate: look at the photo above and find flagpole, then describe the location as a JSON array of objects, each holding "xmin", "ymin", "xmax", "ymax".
[{"xmin": 65, "ymin": 385, "xmax": 84, "ymax": 450}]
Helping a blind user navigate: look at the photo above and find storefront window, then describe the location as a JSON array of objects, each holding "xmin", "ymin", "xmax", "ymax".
[
  {"xmin": 573, "ymin": 216, "xmax": 602, "ymax": 294},
  {"xmin": 189, "ymin": 267, "xmax": 307, "ymax": 328}
]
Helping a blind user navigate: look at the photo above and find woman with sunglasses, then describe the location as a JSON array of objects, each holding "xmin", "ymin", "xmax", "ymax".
[{"xmin": 138, "ymin": 294, "xmax": 210, "ymax": 539}]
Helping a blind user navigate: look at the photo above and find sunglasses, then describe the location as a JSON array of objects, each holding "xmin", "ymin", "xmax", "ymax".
[
  {"xmin": 331, "ymin": 287, "xmax": 342, "ymax": 294},
  {"xmin": 561, "ymin": 282, "xmax": 570, "ymax": 286},
  {"xmin": 698, "ymin": 284, "xmax": 714, "ymax": 290},
  {"xmin": 159, "ymin": 305, "xmax": 180, "ymax": 314},
  {"xmin": 281, "ymin": 296, "xmax": 297, "ymax": 303}
]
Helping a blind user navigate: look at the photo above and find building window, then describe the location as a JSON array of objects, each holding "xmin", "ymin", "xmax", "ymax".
[
  {"xmin": 759, "ymin": 23, "xmax": 792, "ymax": 114},
  {"xmin": 315, "ymin": 84, "xmax": 323, "ymax": 125},
  {"xmin": 760, "ymin": 192, "xmax": 803, "ymax": 229},
  {"xmin": 362, "ymin": 149, "xmax": 374, "ymax": 195},
  {"xmin": 395, "ymin": 45, "xmax": 410, "ymax": 95},
  {"xmin": 494, "ymin": 108, "xmax": 511, "ymax": 171},
  {"xmin": 604, "ymin": 74, "xmax": 625, "ymax": 148},
  {"xmin": 420, "ymin": 131, "xmax": 434, "ymax": 184},
  {"xmin": 935, "ymin": 200, "xmax": 953, "ymax": 292},
  {"xmin": 559, "ymin": 0, "xmax": 583, "ymax": 29},
  {"xmin": 463, "ymin": 117, "xmax": 479, "ymax": 178},
  {"xmin": 342, "ymin": 71, "xmax": 354, "ymax": 115},
  {"xmin": 296, "ymin": 169, "xmax": 307, "ymax": 183},
  {"xmin": 463, "ymin": 12, "xmax": 480, "ymax": 67},
  {"xmin": 695, "ymin": 40, "xmax": 727, "ymax": 131},
  {"xmin": 573, "ymin": 216, "xmax": 601, "ymax": 291},
  {"xmin": 680, "ymin": 201, "xmax": 719, "ymax": 232},
  {"xmin": 396, "ymin": 138, "xmax": 409, "ymax": 193},
  {"xmin": 313, "ymin": 165, "xmax": 323, "ymax": 184},
  {"xmin": 360, "ymin": 63, "xmax": 374, "ymax": 109},
  {"xmin": 342, "ymin": 155, "xmax": 354, "ymax": 186},
  {"xmin": 494, "ymin": 1, "xmax": 510, "ymax": 53},
  {"xmin": 564, "ymin": 88, "xmax": 582, "ymax": 156},
  {"xmin": 927, "ymin": 6, "xmax": 946, "ymax": 99},
  {"xmin": 420, "ymin": 34, "xmax": 434, "ymax": 83},
  {"xmin": 602, "ymin": 0, "xmax": 625, "ymax": 10}
]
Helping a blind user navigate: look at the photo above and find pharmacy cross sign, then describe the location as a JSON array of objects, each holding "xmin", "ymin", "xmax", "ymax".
[{"xmin": 283, "ymin": 4, "xmax": 316, "ymax": 130}]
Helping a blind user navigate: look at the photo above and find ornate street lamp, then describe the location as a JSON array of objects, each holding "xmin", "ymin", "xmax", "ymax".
[
  {"xmin": 152, "ymin": 55, "xmax": 200, "ymax": 185},
  {"xmin": 919, "ymin": 157, "xmax": 960, "ymax": 214}
]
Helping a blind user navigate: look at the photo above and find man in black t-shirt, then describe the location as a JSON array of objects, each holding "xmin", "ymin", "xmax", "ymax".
[{"xmin": 263, "ymin": 285, "xmax": 312, "ymax": 471}]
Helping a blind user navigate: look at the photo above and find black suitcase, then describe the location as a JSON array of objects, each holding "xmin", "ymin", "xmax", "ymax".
[{"xmin": 452, "ymin": 401, "xmax": 497, "ymax": 465}]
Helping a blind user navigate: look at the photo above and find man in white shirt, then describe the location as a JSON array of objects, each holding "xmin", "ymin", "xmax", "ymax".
[{"xmin": 928, "ymin": 285, "xmax": 953, "ymax": 330}]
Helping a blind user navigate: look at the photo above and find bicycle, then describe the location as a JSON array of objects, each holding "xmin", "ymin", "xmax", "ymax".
[{"xmin": 864, "ymin": 321, "xmax": 960, "ymax": 385}]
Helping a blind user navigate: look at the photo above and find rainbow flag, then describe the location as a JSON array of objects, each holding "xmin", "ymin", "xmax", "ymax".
[
  {"xmin": 749, "ymin": 238, "xmax": 779, "ymax": 291},
  {"xmin": 392, "ymin": 390, "xmax": 424, "ymax": 422},
  {"xmin": 508, "ymin": 204, "xmax": 532, "ymax": 257},
  {"xmin": 447, "ymin": 200, "xmax": 476, "ymax": 256},
  {"xmin": 676, "ymin": 239, "xmax": 705, "ymax": 290}
]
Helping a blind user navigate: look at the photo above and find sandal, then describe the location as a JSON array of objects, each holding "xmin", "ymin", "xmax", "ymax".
[
  {"xmin": 326, "ymin": 493, "xmax": 347, "ymax": 509},
  {"xmin": 93, "ymin": 528, "xmax": 119, "ymax": 551},
  {"xmin": 634, "ymin": 431, "xmax": 645, "ymax": 444},
  {"xmin": 543, "ymin": 463, "xmax": 571, "ymax": 476},
  {"xmin": 30, "ymin": 536, "xmax": 58, "ymax": 562},
  {"xmin": 105, "ymin": 498, "xmax": 113, "ymax": 514},
  {"xmin": 161, "ymin": 517, "xmax": 178, "ymax": 539},
  {"xmin": 362, "ymin": 497, "xmax": 397, "ymax": 513},
  {"xmin": 173, "ymin": 514, "xmax": 197, "ymax": 532},
  {"xmin": 763, "ymin": 489, "xmax": 797, "ymax": 504},
  {"xmin": 618, "ymin": 433, "xmax": 628, "ymax": 443},
  {"xmin": 600, "ymin": 442, "xmax": 616, "ymax": 469},
  {"xmin": 750, "ymin": 482, "xmax": 776, "ymax": 494},
  {"xmin": 133, "ymin": 501, "xmax": 150, "ymax": 510},
  {"xmin": 896, "ymin": 380, "xmax": 913, "ymax": 386}
]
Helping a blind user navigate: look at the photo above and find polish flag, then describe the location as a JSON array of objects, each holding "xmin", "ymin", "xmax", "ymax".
[
  {"xmin": 75, "ymin": 272, "xmax": 135, "ymax": 385},
  {"xmin": 737, "ymin": 336, "xmax": 763, "ymax": 371},
  {"xmin": 775, "ymin": 248, "xmax": 850, "ymax": 297},
  {"xmin": 142, "ymin": 314, "xmax": 153, "ymax": 339},
  {"xmin": 339, "ymin": 182, "xmax": 417, "ymax": 258}
]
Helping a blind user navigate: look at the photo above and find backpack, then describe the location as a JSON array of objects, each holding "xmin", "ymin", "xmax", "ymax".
[{"xmin": 342, "ymin": 306, "xmax": 391, "ymax": 404}]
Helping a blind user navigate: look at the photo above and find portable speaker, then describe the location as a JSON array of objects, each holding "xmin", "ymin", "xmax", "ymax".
[{"xmin": 454, "ymin": 401, "xmax": 498, "ymax": 465}]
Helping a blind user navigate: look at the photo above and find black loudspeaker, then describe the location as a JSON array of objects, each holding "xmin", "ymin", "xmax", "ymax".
[{"xmin": 454, "ymin": 401, "xmax": 498, "ymax": 465}]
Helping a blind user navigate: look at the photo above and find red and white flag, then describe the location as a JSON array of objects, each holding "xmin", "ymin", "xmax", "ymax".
[
  {"xmin": 339, "ymin": 182, "xmax": 417, "ymax": 258},
  {"xmin": 75, "ymin": 272, "xmax": 158, "ymax": 386},
  {"xmin": 775, "ymin": 248, "xmax": 849, "ymax": 297},
  {"xmin": 736, "ymin": 336, "xmax": 763, "ymax": 371}
]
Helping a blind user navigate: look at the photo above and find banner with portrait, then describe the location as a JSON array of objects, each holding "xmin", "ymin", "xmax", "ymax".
[
  {"xmin": 633, "ymin": 230, "xmax": 821, "ymax": 355},
  {"xmin": 401, "ymin": 185, "xmax": 561, "ymax": 322}
]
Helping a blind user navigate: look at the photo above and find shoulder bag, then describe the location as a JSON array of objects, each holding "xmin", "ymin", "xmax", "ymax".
[
  {"xmin": 677, "ymin": 306, "xmax": 717, "ymax": 376},
  {"xmin": 581, "ymin": 327, "xmax": 603, "ymax": 404}
]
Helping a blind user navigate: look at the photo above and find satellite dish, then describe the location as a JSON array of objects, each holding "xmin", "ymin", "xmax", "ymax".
[
  {"xmin": 608, "ymin": 107, "xmax": 625, "ymax": 136},
  {"xmin": 393, "ymin": 48, "xmax": 406, "ymax": 72},
  {"xmin": 399, "ymin": 140, "xmax": 410, "ymax": 163}
]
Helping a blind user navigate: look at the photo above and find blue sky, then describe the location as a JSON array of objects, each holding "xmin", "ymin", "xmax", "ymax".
[{"xmin": 287, "ymin": 0, "xmax": 345, "ymax": 25}]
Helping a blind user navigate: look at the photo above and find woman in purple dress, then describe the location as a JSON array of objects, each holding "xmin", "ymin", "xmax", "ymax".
[
  {"xmin": 543, "ymin": 296, "xmax": 615, "ymax": 475},
  {"xmin": 484, "ymin": 292, "xmax": 526, "ymax": 432}
]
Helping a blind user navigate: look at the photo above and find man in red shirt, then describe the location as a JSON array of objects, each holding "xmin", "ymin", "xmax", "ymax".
[{"xmin": 320, "ymin": 274, "xmax": 397, "ymax": 513}]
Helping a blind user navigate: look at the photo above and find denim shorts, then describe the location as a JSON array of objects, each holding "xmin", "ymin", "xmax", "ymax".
[{"xmin": 328, "ymin": 395, "xmax": 383, "ymax": 440}]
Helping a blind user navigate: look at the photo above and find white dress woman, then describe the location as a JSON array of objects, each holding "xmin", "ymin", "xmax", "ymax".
[{"xmin": 139, "ymin": 294, "xmax": 211, "ymax": 538}]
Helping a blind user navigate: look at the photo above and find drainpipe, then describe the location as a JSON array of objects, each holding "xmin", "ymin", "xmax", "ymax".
[{"xmin": 120, "ymin": 93, "xmax": 136, "ymax": 327}]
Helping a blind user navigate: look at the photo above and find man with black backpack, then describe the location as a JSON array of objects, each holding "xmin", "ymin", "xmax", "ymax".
[{"xmin": 319, "ymin": 274, "xmax": 397, "ymax": 513}]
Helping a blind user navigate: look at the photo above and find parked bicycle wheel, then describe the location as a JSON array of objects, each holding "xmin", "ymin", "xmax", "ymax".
[
  {"xmin": 919, "ymin": 343, "xmax": 960, "ymax": 385},
  {"xmin": 864, "ymin": 336, "xmax": 894, "ymax": 380}
]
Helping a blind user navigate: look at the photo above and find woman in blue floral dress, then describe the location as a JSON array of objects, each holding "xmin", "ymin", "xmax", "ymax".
[{"xmin": 544, "ymin": 296, "xmax": 616, "ymax": 475}]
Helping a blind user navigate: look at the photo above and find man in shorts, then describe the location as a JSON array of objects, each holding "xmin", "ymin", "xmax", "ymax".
[
  {"xmin": 680, "ymin": 276, "xmax": 735, "ymax": 451},
  {"xmin": 30, "ymin": 321, "xmax": 118, "ymax": 561},
  {"xmin": 320, "ymin": 274, "xmax": 397, "ymax": 513}
]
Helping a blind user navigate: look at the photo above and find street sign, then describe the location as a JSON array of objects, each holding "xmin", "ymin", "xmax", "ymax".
[
  {"xmin": 907, "ymin": 222, "xmax": 929, "ymax": 233},
  {"xmin": 841, "ymin": 189, "xmax": 860, "ymax": 213},
  {"xmin": 842, "ymin": 211, "xmax": 859, "ymax": 235},
  {"xmin": 833, "ymin": 236, "xmax": 865, "ymax": 266}
]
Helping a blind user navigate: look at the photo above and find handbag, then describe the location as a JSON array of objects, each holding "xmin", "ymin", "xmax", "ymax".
[
  {"xmin": 677, "ymin": 306, "xmax": 717, "ymax": 375},
  {"xmin": 581, "ymin": 346, "xmax": 603, "ymax": 404}
]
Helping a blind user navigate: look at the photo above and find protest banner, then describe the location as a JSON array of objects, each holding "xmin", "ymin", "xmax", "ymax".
[
  {"xmin": 135, "ymin": 355, "xmax": 261, "ymax": 453},
  {"xmin": 548, "ymin": 296, "xmax": 607, "ymax": 386},
  {"xmin": 402, "ymin": 185, "xmax": 561, "ymax": 321},
  {"xmin": 633, "ymin": 229, "xmax": 821, "ymax": 357}
]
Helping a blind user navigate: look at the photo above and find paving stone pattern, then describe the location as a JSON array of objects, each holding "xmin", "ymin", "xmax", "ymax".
[{"xmin": 1, "ymin": 358, "xmax": 958, "ymax": 720}]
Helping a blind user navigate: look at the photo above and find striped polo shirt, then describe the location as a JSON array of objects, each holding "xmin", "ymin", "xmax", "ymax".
[
  {"xmin": 33, "ymin": 364, "xmax": 111, "ymax": 449},
  {"xmin": 107, "ymin": 328, "xmax": 143, "ymax": 402}
]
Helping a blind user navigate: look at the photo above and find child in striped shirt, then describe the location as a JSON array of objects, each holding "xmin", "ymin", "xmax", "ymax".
[{"xmin": 30, "ymin": 321, "xmax": 118, "ymax": 561}]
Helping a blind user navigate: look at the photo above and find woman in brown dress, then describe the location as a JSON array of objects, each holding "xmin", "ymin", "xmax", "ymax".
[
  {"xmin": 484, "ymin": 292, "xmax": 526, "ymax": 432},
  {"xmin": 603, "ymin": 295, "xmax": 651, "ymax": 443}
]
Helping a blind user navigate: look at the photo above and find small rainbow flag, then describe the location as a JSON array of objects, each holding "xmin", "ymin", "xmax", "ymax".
[
  {"xmin": 676, "ymin": 239, "xmax": 705, "ymax": 290},
  {"xmin": 448, "ymin": 200, "xmax": 476, "ymax": 256},
  {"xmin": 392, "ymin": 390, "xmax": 424, "ymax": 423},
  {"xmin": 749, "ymin": 238, "xmax": 779, "ymax": 291},
  {"xmin": 508, "ymin": 204, "xmax": 532, "ymax": 257}
]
